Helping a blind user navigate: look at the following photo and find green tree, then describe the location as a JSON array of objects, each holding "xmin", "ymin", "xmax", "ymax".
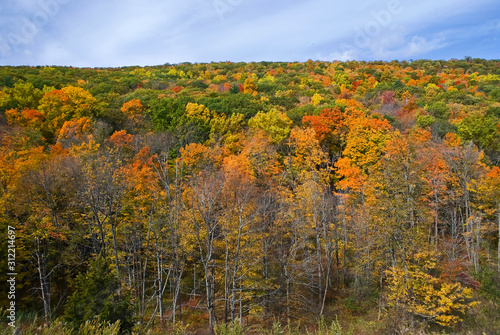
[{"xmin": 64, "ymin": 255, "xmax": 134, "ymax": 332}]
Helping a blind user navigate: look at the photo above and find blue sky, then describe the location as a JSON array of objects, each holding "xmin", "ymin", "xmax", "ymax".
[{"xmin": 0, "ymin": 0, "xmax": 499, "ymax": 67}]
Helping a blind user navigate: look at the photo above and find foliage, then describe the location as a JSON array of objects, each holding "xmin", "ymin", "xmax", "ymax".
[
  {"xmin": 248, "ymin": 108, "xmax": 293, "ymax": 143},
  {"xmin": 386, "ymin": 253, "xmax": 479, "ymax": 326},
  {"xmin": 64, "ymin": 255, "xmax": 134, "ymax": 332},
  {"xmin": 1, "ymin": 59, "xmax": 500, "ymax": 334}
]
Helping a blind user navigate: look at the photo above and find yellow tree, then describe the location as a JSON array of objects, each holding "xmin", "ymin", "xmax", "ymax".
[
  {"xmin": 366, "ymin": 130, "xmax": 431, "ymax": 278},
  {"xmin": 248, "ymin": 109, "xmax": 293, "ymax": 145},
  {"xmin": 180, "ymin": 143, "xmax": 224, "ymax": 333},
  {"xmin": 386, "ymin": 251, "xmax": 478, "ymax": 327},
  {"xmin": 443, "ymin": 134, "xmax": 485, "ymax": 270},
  {"xmin": 38, "ymin": 86, "xmax": 100, "ymax": 138},
  {"xmin": 243, "ymin": 77, "xmax": 258, "ymax": 95},
  {"xmin": 335, "ymin": 116, "xmax": 392, "ymax": 285},
  {"xmin": 218, "ymin": 151, "xmax": 262, "ymax": 327},
  {"xmin": 473, "ymin": 166, "xmax": 500, "ymax": 274},
  {"xmin": 290, "ymin": 127, "xmax": 336, "ymax": 315}
]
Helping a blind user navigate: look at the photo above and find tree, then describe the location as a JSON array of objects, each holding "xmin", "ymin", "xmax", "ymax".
[
  {"xmin": 38, "ymin": 86, "xmax": 101, "ymax": 141},
  {"xmin": 386, "ymin": 252, "xmax": 478, "ymax": 327},
  {"xmin": 473, "ymin": 166, "xmax": 500, "ymax": 274},
  {"xmin": 219, "ymin": 152, "xmax": 261, "ymax": 327},
  {"xmin": 64, "ymin": 255, "xmax": 134, "ymax": 332},
  {"xmin": 182, "ymin": 144, "xmax": 225, "ymax": 333},
  {"xmin": 243, "ymin": 77, "xmax": 258, "ymax": 95},
  {"xmin": 121, "ymin": 98, "xmax": 146, "ymax": 130},
  {"xmin": 443, "ymin": 135, "xmax": 485, "ymax": 270},
  {"xmin": 248, "ymin": 109, "xmax": 292, "ymax": 144},
  {"xmin": 303, "ymin": 107, "xmax": 346, "ymax": 156}
]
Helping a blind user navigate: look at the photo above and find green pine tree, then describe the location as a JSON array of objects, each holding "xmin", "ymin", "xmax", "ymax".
[{"xmin": 64, "ymin": 255, "xmax": 134, "ymax": 332}]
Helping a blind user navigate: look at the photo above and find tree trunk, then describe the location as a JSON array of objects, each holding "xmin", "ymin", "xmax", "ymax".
[{"xmin": 36, "ymin": 237, "xmax": 51, "ymax": 323}]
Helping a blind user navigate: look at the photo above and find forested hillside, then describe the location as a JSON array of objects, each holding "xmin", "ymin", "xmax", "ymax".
[{"xmin": 1, "ymin": 59, "xmax": 500, "ymax": 334}]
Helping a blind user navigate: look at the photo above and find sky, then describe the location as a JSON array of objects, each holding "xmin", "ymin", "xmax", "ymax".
[{"xmin": 0, "ymin": 0, "xmax": 499, "ymax": 67}]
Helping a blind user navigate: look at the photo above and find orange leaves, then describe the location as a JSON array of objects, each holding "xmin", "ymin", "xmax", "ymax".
[
  {"xmin": 336, "ymin": 156, "xmax": 364, "ymax": 192},
  {"xmin": 288, "ymin": 127, "xmax": 328, "ymax": 177},
  {"xmin": 109, "ymin": 130, "xmax": 134, "ymax": 149},
  {"xmin": 41, "ymin": 89, "xmax": 70, "ymax": 105},
  {"xmin": 487, "ymin": 165, "xmax": 500, "ymax": 179},
  {"xmin": 474, "ymin": 165, "xmax": 500, "ymax": 208},
  {"xmin": 172, "ymin": 86, "xmax": 183, "ymax": 93},
  {"xmin": 222, "ymin": 153, "xmax": 254, "ymax": 182},
  {"xmin": 223, "ymin": 82, "xmax": 232, "ymax": 92},
  {"xmin": 49, "ymin": 143, "xmax": 70, "ymax": 156},
  {"xmin": 58, "ymin": 117, "xmax": 93, "ymax": 143},
  {"xmin": 303, "ymin": 107, "xmax": 344, "ymax": 143},
  {"xmin": 444, "ymin": 133, "xmax": 461, "ymax": 147},
  {"xmin": 121, "ymin": 99, "xmax": 145, "ymax": 126},
  {"xmin": 179, "ymin": 142, "xmax": 213, "ymax": 170},
  {"xmin": 123, "ymin": 146, "xmax": 158, "ymax": 199},
  {"xmin": 240, "ymin": 131, "xmax": 281, "ymax": 180},
  {"xmin": 5, "ymin": 108, "xmax": 44, "ymax": 129}
]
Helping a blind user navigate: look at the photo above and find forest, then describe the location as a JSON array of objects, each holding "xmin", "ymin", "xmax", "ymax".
[{"xmin": 0, "ymin": 58, "xmax": 500, "ymax": 334}]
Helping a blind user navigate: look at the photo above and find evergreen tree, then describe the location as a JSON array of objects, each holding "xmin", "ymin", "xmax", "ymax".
[{"xmin": 64, "ymin": 255, "xmax": 134, "ymax": 332}]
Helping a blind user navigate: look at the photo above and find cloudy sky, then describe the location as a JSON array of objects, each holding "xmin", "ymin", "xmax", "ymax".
[{"xmin": 0, "ymin": 0, "xmax": 499, "ymax": 67}]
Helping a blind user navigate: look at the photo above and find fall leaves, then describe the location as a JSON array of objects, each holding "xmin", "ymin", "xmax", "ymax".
[{"xmin": 1, "ymin": 60, "xmax": 500, "ymax": 332}]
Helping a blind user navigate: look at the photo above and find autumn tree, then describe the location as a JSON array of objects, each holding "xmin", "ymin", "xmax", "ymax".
[{"xmin": 248, "ymin": 108, "xmax": 293, "ymax": 144}]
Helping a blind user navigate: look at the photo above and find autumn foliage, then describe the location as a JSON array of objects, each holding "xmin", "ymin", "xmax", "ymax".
[{"xmin": 1, "ymin": 59, "xmax": 500, "ymax": 334}]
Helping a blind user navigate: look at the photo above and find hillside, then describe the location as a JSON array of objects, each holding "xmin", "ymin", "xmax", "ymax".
[{"xmin": 1, "ymin": 59, "xmax": 500, "ymax": 334}]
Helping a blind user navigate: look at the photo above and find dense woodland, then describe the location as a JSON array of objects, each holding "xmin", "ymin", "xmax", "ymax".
[{"xmin": 1, "ymin": 59, "xmax": 500, "ymax": 334}]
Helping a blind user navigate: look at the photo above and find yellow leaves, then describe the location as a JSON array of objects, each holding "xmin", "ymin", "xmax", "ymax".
[
  {"xmin": 288, "ymin": 127, "xmax": 326, "ymax": 171},
  {"xmin": 243, "ymin": 77, "xmax": 258, "ymax": 95},
  {"xmin": 179, "ymin": 142, "xmax": 212, "ymax": 168},
  {"xmin": 258, "ymin": 75, "xmax": 275, "ymax": 84},
  {"xmin": 341, "ymin": 116, "xmax": 392, "ymax": 173},
  {"xmin": 167, "ymin": 68, "xmax": 178, "ymax": 77},
  {"xmin": 185, "ymin": 103, "xmax": 244, "ymax": 148},
  {"xmin": 471, "ymin": 165, "xmax": 500, "ymax": 212},
  {"xmin": 386, "ymin": 253, "xmax": 479, "ymax": 326},
  {"xmin": 209, "ymin": 113, "xmax": 244, "ymax": 149},
  {"xmin": 70, "ymin": 137, "xmax": 100, "ymax": 156},
  {"xmin": 401, "ymin": 90, "xmax": 412, "ymax": 102},
  {"xmin": 335, "ymin": 98, "xmax": 365, "ymax": 110},
  {"xmin": 311, "ymin": 93, "xmax": 323, "ymax": 106},
  {"xmin": 38, "ymin": 86, "xmax": 99, "ymax": 134},
  {"xmin": 185, "ymin": 102, "xmax": 217, "ymax": 122},
  {"xmin": 275, "ymin": 89, "xmax": 293, "ymax": 98},
  {"xmin": 61, "ymin": 86, "xmax": 97, "ymax": 110},
  {"xmin": 248, "ymin": 108, "xmax": 292, "ymax": 144}
]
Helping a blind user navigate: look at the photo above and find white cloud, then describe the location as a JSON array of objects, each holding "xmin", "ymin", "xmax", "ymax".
[{"xmin": 404, "ymin": 36, "xmax": 447, "ymax": 57}]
